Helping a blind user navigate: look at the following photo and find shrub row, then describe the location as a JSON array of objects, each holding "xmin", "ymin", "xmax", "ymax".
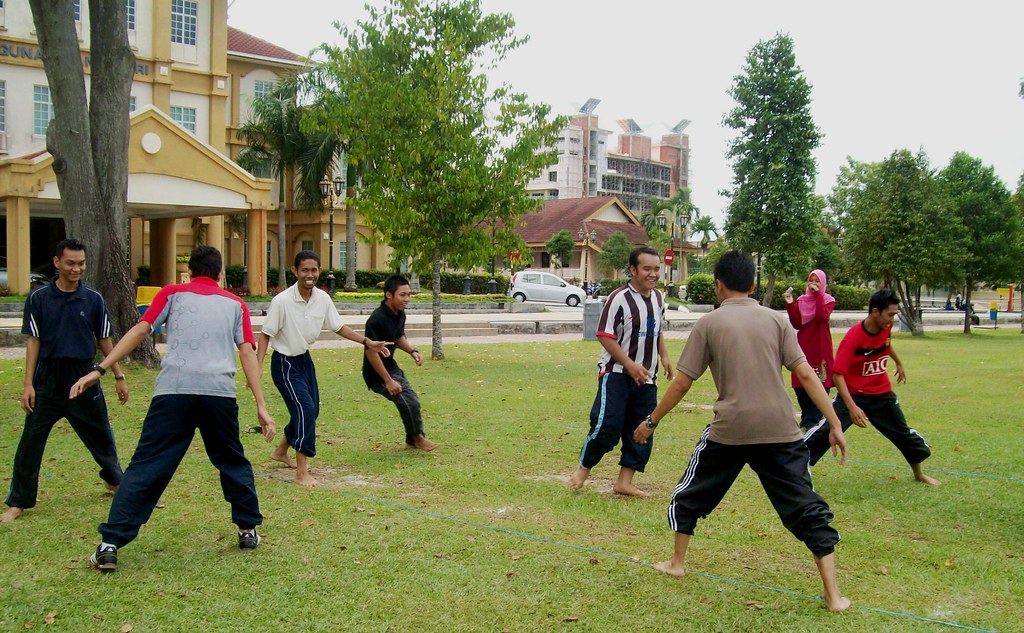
[
  {"xmin": 683, "ymin": 274, "xmax": 871, "ymax": 311},
  {"xmin": 137, "ymin": 265, "xmax": 509, "ymax": 295}
]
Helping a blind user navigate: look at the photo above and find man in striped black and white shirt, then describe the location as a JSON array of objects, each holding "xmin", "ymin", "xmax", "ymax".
[{"xmin": 569, "ymin": 246, "xmax": 672, "ymax": 496}]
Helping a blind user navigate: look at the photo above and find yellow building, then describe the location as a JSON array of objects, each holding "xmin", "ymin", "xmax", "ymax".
[{"xmin": 0, "ymin": 0, "xmax": 386, "ymax": 295}]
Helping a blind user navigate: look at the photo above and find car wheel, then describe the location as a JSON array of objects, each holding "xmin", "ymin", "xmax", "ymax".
[
  {"xmin": 513, "ymin": 293, "xmax": 526, "ymax": 302},
  {"xmin": 566, "ymin": 295, "xmax": 580, "ymax": 307}
]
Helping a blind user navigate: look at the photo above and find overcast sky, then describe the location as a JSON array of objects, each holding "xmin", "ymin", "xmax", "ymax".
[{"xmin": 227, "ymin": 0, "xmax": 1024, "ymax": 226}]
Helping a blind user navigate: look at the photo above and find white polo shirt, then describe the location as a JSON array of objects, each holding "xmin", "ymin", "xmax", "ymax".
[{"xmin": 261, "ymin": 283, "xmax": 344, "ymax": 357}]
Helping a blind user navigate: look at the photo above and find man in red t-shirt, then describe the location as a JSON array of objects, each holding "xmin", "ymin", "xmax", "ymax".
[{"xmin": 803, "ymin": 288, "xmax": 940, "ymax": 485}]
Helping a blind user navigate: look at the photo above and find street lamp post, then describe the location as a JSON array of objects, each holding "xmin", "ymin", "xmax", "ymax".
[
  {"xmin": 577, "ymin": 226, "xmax": 598, "ymax": 285},
  {"xmin": 658, "ymin": 210, "xmax": 691, "ymax": 283},
  {"xmin": 319, "ymin": 175, "xmax": 345, "ymax": 295}
]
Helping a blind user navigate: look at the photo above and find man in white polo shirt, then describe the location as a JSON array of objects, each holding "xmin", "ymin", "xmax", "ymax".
[{"xmin": 257, "ymin": 251, "xmax": 390, "ymax": 486}]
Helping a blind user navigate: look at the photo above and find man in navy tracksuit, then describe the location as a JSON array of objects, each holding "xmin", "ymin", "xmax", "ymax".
[{"xmin": 1, "ymin": 239, "xmax": 129, "ymax": 523}]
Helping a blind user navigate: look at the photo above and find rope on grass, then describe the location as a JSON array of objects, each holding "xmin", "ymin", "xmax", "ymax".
[
  {"xmin": 844, "ymin": 459, "xmax": 1024, "ymax": 484},
  {"xmin": 333, "ymin": 488, "xmax": 998, "ymax": 633}
]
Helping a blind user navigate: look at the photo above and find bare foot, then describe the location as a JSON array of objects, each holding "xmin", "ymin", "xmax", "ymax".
[
  {"xmin": 824, "ymin": 595, "xmax": 852, "ymax": 612},
  {"xmin": 0, "ymin": 507, "xmax": 25, "ymax": 523},
  {"xmin": 271, "ymin": 448, "xmax": 297, "ymax": 468},
  {"xmin": 295, "ymin": 471, "xmax": 319, "ymax": 487},
  {"xmin": 653, "ymin": 559, "xmax": 686, "ymax": 577},
  {"xmin": 915, "ymin": 474, "xmax": 941, "ymax": 486},
  {"xmin": 612, "ymin": 482, "xmax": 652, "ymax": 497},
  {"xmin": 413, "ymin": 435, "xmax": 439, "ymax": 452},
  {"xmin": 103, "ymin": 481, "xmax": 118, "ymax": 492},
  {"xmin": 568, "ymin": 466, "xmax": 590, "ymax": 490}
]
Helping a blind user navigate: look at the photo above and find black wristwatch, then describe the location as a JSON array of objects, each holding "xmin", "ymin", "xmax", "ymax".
[
  {"xmin": 89, "ymin": 363, "xmax": 106, "ymax": 376},
  {"xmin": 644, "ymin": 414, "xmax": 657, "ymax": 429}
]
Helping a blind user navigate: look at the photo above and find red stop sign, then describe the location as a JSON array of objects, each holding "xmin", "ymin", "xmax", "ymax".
[{"xmin": 663, "ymin": 250, "xmax": 675, "ymax": 265}]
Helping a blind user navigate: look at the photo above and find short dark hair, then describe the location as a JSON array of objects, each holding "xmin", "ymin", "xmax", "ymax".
[
  {"xmin": 188, "ymin": 245, "xmax": 222, "ymax": 279},
  {"xmin": 293, "ymin": 250, "xmax": 321, "ymax": 269},
  {"xmin": 713, "ymin": 250, "xmax": 755, "ymax": 292},
  {"xmin": 55, "ymin": 238, "xmax": 86, "ymax": 259},
  {"xmin": 384, "ymin": 274, "xmax": 410, "ymax": 297},
  {"xmin": 869, "ymin": 288, "xmax": 900, "ymax": 314},
  {"xmin": 629, "ymin": 246, "xmax": 659, "ymax": 269}
]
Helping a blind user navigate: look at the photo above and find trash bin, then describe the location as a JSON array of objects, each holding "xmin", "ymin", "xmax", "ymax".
[{"xmin": 583, "ymin": 299, "xmax": 605, "ymax": 341}]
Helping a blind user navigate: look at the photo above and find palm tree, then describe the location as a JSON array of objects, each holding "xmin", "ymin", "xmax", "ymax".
[
  {"xmin": 237, "ymin": 74, "xmax": 340, "ymax": 288},
  {"xmin": 649, "ymin": 188, "xmax": 698, "ymax": 280},
  {"xmin": 690, "ymin": 215, "xmax": 719, "ymax": 249}
]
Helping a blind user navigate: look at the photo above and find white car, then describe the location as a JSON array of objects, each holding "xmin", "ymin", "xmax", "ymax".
[{"xmin": 509, "ymin": 270, "xmax": 587, "ymax": 306}]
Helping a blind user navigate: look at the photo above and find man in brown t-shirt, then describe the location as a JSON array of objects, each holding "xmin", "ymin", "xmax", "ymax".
[{"xmin": 633, "ymin": 250, "xmax": 852, "ymax": 612}]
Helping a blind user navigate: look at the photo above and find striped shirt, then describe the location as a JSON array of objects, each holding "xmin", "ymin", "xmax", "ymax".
[{"xmin": 595, "ymin": 282, "xmax": 665, "ymax": 382}]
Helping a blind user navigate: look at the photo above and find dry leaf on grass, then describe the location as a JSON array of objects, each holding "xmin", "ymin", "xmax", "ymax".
[
  {"xmin": 699, "ymin": 596, "xmax": 712, "ymax": 604},
  {"xmin": 563, "ymin": 616, "xmax": 579, "ymax": 622},
  {"xmin": 121, "ymin": 625, "xmax": 134, "ymax": 633},
  {"xmin": 744, "ymin": 600, "xmax": 764, "ymax": 609},
  {"xmin": 879, "ymin": 566, "xmax": 889, "ymax": 576},
  {"xmin": 301, "ymin": 519, "xmax": 316, "ymax": 527},
  {"xmin": 44, "ymin": 612, "xmax": 56, "ymax": 625}
]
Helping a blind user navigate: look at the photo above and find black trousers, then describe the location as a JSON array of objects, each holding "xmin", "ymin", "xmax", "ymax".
[
  {"xmin": 99, "ymin": 394, "xmax": 262, "ymax": 548},
  {"xmin": 369, "ymin": 367, "xmax": 425, "ymax": 445},
  {"xmin": 804, "ymin": 391, "xmax": 931, "ymax": 466},
  {"xmin": 794, "ymin": 386, "xmax": 831, "ymax": 430},
  {"xmin": 5, "ymin": 359, "xmax": 122, "ymax": 510},
  {"xmin": 668, "ymin": 426, "xmax": 840, "ymax": 558},
  {"xmin": 579, "ymin": 372, "xmax": 657, "ymax": 472}
]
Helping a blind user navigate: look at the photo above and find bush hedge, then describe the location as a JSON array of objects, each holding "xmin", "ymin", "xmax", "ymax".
[
  {"xmin": 763, "ymin": 281, "xmax": 870, "ymax": 311},
  {"xmin": 685, "ymin": 273, "xmax": 716, "ymax": 305},
  {"xmin": 138, "ymin": 265, "xmax": 509, "ymax": 296}
]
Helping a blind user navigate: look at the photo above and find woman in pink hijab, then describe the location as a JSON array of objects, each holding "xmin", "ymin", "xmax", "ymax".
[{"xmin": 784, "ymin": 269, "xmax": 836, "ymax": 429}]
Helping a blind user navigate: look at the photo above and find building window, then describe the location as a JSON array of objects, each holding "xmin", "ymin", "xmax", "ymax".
[
  {"xmin": 0, "ymin": 81, "xmax": 6, "ymax": 134},
  {"xmin": 548, "ymin": 171, "xmax": 557, "ymax": 182},
  {"xmin": 254, "ymin": 80, "xmax": 274, "ymax": 100},
  {"xmin": 267, "ymin": 240, "xmax": 273, "ymax": 265},
  {"xmin": 339, "ymin": 241, "xmax": 356, "ymax": 268},
  {"xmin": 33, "ymin": 85, "xmax": 54, "ymax": 136},
  {"xmin": 301, "ymin": 240, "xmax": 313, "ymax": 252},
  {"xmin": 73, "ymin": 0, "xmax": 81, "ymax": 21},
  {"xmin": 251, "ymin": 159, "xmax": 272, "ymax": 179},
  {"xmin": 125, "ymin": 0, "xmax": 136, "ymax": 30},
  {"xmin": 171, "ymin": 0, "xmax": 198, "ymax": 46},
  {"xmin": 128, "ymin": 96, "xmax": 136, "ymax": 112},
  {"xmin": 169, "ymin": 106, "xmax": 197, "ymax": 133}
]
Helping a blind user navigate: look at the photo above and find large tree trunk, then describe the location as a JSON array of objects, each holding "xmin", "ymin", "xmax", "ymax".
[
  {"xmin": 896, "ymin": 281, "xmax": 924, "ymax": 336},
  {"xmin": 344, "ymin": 164, "xmax": 358, "ymax": 291},
  {"xmin": 31, "ymin": 0, "xmax": 158, "ymax": 366},
  {"xmin": 431, "ymin": 247, "xmax": 444, "ymax": 360},
  {"xmin": 963, "ymin": 284, "xmax": 973, "ymax": 334},
  {"xmin": 761, "ymin": 272, "xmax": 777, "ymax": 307}
]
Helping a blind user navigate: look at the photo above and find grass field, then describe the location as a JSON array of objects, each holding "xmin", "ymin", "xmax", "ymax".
[{"xmin": 0, "ymin": 330, "xmax": 1021, "ymax": 632}]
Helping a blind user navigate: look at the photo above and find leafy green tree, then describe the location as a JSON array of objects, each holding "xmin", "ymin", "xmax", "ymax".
[
  {"xmin": 27, "ymin": 0, "xmax": 158, "ymax": 365},
  {"xmin": 837, "ymin": 149, "xmax": 965, "ymax": 335},
  {"xmin": 937, "ymin": 152, "xmax": 1024, "ymax": 333},
  {"xmin": 545, "ymin": 230, "xmax": 576, "ymax": 271},
  {"xmin": 312, "ymin": 0, "xmax": 560, "ymax": 359},
  {"xmin": 238, "ymin": 75, "xmax": 341, "ymax": 288},
  {"xmin": 597, "ymin": 230, "xmax": 633, "ymax": 277},
  {"xmin": 723, "ymin": 33, "xmax": 821, "ymax": 305}
]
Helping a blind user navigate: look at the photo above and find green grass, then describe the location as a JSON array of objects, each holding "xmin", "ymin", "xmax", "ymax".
[{"xmin": 0, "ymin": 331, "xmax": 1021, "ymax": 632}]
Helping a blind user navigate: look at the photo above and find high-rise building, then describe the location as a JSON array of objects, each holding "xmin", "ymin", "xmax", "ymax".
[{"xmin": 526, "ymin": 99, "xmax": 690, "ymax": 217}]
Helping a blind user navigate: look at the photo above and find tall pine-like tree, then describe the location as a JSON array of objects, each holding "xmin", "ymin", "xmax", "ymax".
[{"xmin": 723, "ymin": 33, "xmax": 820, "ymax": 305}]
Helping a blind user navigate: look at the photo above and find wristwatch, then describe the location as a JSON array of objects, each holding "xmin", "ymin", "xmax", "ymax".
[
  {"xmin": 89, "ymin": 363, "xmax": 106, "ymax": 376},
  {"xmin": 644, "ymin": 414, "xmax": 657, "ymax": 429}
]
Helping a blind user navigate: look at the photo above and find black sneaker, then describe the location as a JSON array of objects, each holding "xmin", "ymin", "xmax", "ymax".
[
  {"xmin": 238, "ymin": 529, "xmax": 261, "ymax": 550},
  {"xmin": 89, "ymin": 544, "xmax": 117, "ymax": 572}
]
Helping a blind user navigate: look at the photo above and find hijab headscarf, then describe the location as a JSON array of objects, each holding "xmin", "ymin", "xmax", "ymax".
[{"xmin": 797, "ymin": 269, "xmax": 836, "ymax": 325}]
